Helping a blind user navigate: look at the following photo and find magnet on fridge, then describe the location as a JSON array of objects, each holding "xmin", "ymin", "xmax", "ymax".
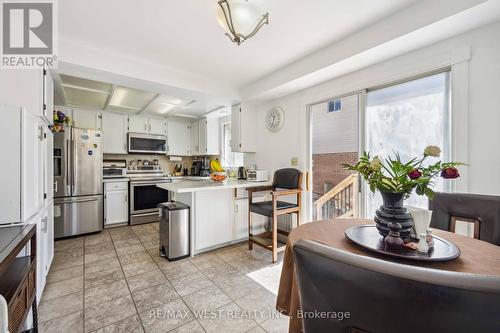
[{"xmin": 88, "ymin": 150, "xmax": 93, "ymax": 155}]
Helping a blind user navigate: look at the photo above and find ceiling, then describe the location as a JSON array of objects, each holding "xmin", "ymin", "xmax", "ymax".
[
  {"xmin": 56, "ymin": 74, "xmax": 228, "ymax": 118},
  {"xmin": 59, "ymin": 0, "xmax": 417, "ymax": 88}
]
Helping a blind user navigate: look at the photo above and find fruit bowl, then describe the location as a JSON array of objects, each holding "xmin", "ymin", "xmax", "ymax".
[{"xmin": 209, "ymin": 172, "xmax": 227, "ymax": 183}]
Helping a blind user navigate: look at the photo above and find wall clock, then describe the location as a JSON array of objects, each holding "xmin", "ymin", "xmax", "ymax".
[{"xmin": 265, "ymin": 107, "xmax": 285, "ymax": 132}]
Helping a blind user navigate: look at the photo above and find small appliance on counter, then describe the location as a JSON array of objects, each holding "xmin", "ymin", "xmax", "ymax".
[
  {"xmin": 103, "ymin": 159, "xmax": 127, "ymax": 178},
  {"xmin": 247, "ymin": 170, "xmax": 269, "ymax": 182},
  {"xmin": 191, "ymin": 160, "xmax": 204, "ymax": 176},
  {"xmin": 238, "ymin": 166, "xmax": 247, "ymax": 180}
]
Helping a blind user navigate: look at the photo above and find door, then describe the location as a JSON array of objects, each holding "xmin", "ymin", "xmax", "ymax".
[
  {"xmin": 365, "ymin": 71, "xmax": 451, "ymax": 215},
  {"xmin": 43, "ymin": 68, "xmax": 53, "ymax": 124},
  {"xmin": 102, "ymin": 112, "xmax": 128, "ymax": 154},
  {"xmin": 130, "ymin": 182, "xmax": 169, "ymax": 215},
  {"xmin": 190, "ymin": 120, "xmax": 200, "ymax": 155},
  {"xmin": 54, "ymin": 195, "xmax": 103, "ymax": 238},
  {"xmin": 72, "ymin": 128, "xmax": 103, "ymax": 196},
  {"xmin": 205, "ymin": 118, "xmax": 220, "ymax": 155},
  {"xmin": 167, "ymin": 119, "xmax": 190, "ymax": 155},
  {"xmin": 0, "ymin": 105, "xmax": 21, "ymax": 223},
  {"xmin": 198, "ymin": 119, "xmax": 207, "ymax": 155},
  {"xmin": 148, "ymin": 118, "xmax": 166, "ymax": 135},
  {"xmin": 44, "ymin": 128, "xmax": 54, "ymax": 203},
  {"xmin": 309, "ymin": 93, "xmax": 361, "ymax": 221},
  {"xmin": 22, "ymin": 109, "xmax": 45, "ymax": 220},
  {"xmin": 234, "ymin": 198, "xmax": 249, "ymax": 240},
  {"xmin": 72, "ymin": 109, "xmax": 102, "ymax": 130},
  {"xmin": 46, "ymin": 204, "xmax": 54, "ymax": 271},
  {"xmin": 34, "ymin": 209, "xmax": 46, "ymax": 300},
  {"xmin": 128, "ymin": 115, "xmax": 148, "ymax": 133},
  {"xmin": 105, "ymin": 190, "xmax": 128, "ymax": 226},
  {"xmin": 53, "ymin": 131, "xmax": 72, "ymax": 197}
]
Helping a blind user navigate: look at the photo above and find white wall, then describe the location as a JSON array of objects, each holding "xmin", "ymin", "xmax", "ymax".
[
  {"xmin": 311, "ymin": 94, "xmax": 358, "ymax": 154},
  {"xmin": 249, "ymin": 21, "xmax": 500, "ymax": 220}
]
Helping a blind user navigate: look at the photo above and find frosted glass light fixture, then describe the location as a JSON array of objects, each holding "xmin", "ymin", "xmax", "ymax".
[{"xmin": 217, "ymin": 0, "xmax": 269, "ymax": 45}]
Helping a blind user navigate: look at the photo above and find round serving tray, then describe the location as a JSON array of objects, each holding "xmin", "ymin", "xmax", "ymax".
[{"xmin": 345, "ymin": 225, "xmax": 460, "ymax": 262}]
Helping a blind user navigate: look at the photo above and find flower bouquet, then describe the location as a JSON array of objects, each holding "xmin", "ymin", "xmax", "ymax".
[{"xmin": 344, "ymin": 146, "xmax": 463, "ymax": 243}]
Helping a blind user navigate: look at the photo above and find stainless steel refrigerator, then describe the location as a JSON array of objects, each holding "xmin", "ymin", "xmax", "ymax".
[{"xmin": 53, "ymin": 128, "xmax": 103, "ymax": 238}]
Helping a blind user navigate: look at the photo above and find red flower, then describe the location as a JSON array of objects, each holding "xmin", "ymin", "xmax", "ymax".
[
  {"xmin": 408, "ymin": 169, "xmax": 422, "ymax": 180},
  {"xmin": 441, "ymin": 167, "xmax": 460, "ymax": 179}
]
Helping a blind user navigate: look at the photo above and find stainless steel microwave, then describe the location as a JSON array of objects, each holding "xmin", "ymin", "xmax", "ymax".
[{"xmin": 128, "ymin": 133, "xmax": 167, "ymax": 154}]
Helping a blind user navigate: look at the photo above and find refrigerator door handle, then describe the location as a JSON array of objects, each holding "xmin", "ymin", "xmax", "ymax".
[
  {"xmin": 66, "ymin": 138, "xmax": 70, "ymax": 187},
  {"xmin": 56, "ymin": 196, "xmax": 100, "ymax": 204},
  {"xmin": 72, "ymin": 138, "xmax": 76, "ymax": 189}
]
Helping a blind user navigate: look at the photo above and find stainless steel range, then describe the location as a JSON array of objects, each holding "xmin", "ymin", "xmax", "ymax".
[{"xmin": 128, "ymin": 164, "xmax": 172, "ymax": 225}]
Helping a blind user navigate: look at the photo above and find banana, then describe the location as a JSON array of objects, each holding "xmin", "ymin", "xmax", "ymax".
[{"xmin": 210, "ymin": 159, "xmax": 224, "ymax": 173}]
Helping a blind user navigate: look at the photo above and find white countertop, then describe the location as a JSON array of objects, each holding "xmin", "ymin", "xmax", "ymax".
[{"xmin": 157, "ymin": 179, "xmax": 272, "ymax": 193}]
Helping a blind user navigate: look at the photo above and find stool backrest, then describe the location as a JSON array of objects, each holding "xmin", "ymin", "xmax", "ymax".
[
  {"xmin": 429, "ymin": 192, "xmax": 500, "ymax": 246},
  {"xmin": 272, "ymin": 168, "xmax": 302, "ymax": 189}
]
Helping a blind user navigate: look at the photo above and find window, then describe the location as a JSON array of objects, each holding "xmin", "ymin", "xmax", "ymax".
[
  {"xmin": 365, "ymin": 71, "xmax": 451, "ymax": 215},
  {"xmin": 221, "ymin": 122, "xmax": 244, "ymax": 168},
  {"xmin": 328, "ymin": 99, "xmax": 342, "ymax": 112}
]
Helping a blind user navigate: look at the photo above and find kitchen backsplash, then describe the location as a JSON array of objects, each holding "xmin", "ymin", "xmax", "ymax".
[{"xmin": 104, "ymin": 154, "xmax": 194, "ymax": 174}]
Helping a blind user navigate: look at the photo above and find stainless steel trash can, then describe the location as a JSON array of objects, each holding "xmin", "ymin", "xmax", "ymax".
[{"xmin": 159, "ymin": 202, "xmax": 190, "ymax": 261}]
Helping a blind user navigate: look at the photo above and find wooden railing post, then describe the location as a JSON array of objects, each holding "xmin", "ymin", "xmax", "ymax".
[{"xmin": 314, "ymin": 174, "xmax": 358, "ymax": 221}]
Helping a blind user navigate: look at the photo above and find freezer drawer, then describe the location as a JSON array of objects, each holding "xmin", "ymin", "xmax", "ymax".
[{"xmin": 54, "ymin": 195, "xmax": 103, "ymax": 238}]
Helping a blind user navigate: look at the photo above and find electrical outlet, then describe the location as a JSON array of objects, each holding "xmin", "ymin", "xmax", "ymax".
[{"xmin": 291, "ymin": 157, "xmax": 298, "ymax": 166}]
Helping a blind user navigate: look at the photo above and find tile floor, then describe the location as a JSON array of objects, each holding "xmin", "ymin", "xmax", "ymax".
[{"xmin": 39, "ymin": 223, "xmax": 288, "ymax": 333}]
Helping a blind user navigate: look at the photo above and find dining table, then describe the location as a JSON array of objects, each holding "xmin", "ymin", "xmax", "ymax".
[{"xmin": 276, "ymin": 218, "xmax": 500, "ymax": 333}]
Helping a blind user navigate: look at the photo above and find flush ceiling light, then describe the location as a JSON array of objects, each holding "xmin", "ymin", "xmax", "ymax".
[{"xmin": 217, "ymin": 0, "xmax": 269, "ymax": 45}]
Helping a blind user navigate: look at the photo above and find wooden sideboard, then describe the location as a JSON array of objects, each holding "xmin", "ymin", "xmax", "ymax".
[{"xmin": 0, "ymin": 224, "xmax": 37, "ymax": 333}]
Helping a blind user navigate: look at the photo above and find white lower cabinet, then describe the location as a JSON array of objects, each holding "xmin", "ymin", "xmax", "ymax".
[
  {"xmin": 104, "ymin": 181, "xmax": 129, "ymax": 227},
  {"xmin": 194, "ymin": 190, "xmax": 233, "ymax": 252},
  {"xmin": 34, "ymin": 202, "xmax": 54, "ymax": 301},
  {"xmin": 234, "ymin": 198, "xmax": 249, "ymax": 241}
]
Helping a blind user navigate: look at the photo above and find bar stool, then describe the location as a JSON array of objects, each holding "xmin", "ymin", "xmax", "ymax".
[{"xmin": 247, "ymin": 168, "xmax": 303, "ymax": 263}]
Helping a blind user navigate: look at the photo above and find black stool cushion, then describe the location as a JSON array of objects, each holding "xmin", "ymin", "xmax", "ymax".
[{"xmin": 250, "ymin": 201, "xmax": 298, "ymax": 217}]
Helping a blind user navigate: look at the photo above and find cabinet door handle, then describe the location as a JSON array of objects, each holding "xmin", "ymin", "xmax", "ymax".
[{"xmin": 125, "ymin": 196, "xmax": 127, "ymax": 203}]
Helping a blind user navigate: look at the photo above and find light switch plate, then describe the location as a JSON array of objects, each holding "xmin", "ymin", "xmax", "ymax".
[{"xmin": 291, "ymin": 157, "xmax": 298, "ymax": 166}]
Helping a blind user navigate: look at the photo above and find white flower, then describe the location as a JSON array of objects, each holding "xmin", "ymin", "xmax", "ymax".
[{"xmin": 424, "ymin": 145, "xmax": 441, "ymax": 157}]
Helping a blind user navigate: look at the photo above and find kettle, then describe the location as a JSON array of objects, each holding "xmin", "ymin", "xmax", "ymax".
[{"xmin": 238, "ymin": 166, "xmax": 247, "ymax": 180}]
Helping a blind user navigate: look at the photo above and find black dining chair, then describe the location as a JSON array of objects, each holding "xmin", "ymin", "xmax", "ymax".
[
  {"xmin": 247, "ymin": 168, "xmax": 302, "ymax": 263},
  {"xmin": 428, "ymin": 192, "xmax": 500, "ymax": 246},
  {"xmin": 293, "ymin": 239, "xmax": 500, "ymax": 333}
]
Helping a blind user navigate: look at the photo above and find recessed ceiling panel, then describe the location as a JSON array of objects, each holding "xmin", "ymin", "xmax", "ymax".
[
  {"xmin": 60, "ymin": 74, "xmax": 113, "ymax": 93},
  {"xmin": 64, "ymin": 86, "xmax": 109, "ymax": 109},
  {"xmin": 108, "ymin": 86, "xmax": 157, "ymax": 111}
]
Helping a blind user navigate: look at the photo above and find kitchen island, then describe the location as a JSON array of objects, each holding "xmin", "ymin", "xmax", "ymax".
[{"xmin": 157, "ymin": 179, "xmax": 271, "ymax": 255}]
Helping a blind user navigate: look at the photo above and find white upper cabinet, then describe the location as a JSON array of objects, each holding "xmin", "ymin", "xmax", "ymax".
[
  {"xmin": 231, "ymin": 103, "xmax": 256, "ymax": 152},
  {"xmin": 167, "ymin": 118, "xmax": 191, "ymax": 155},
  {"xmin": 148, "ymin": 117, "xmax": 166, "ymax": 135},
  {"xmin": 128, "ymin": 115, "xmax": 165, "ymax": 135},
  {"xmin": 43, "ymin": 68, "xmax": 54, "ymax": 124},
  {"xmin": 72, "ymin": 108, "xmax": 102, "ymax": 130},
  {"xmin": 199, "ymin": 117, "xmax": 220, "ymax": 155},
  {"xmin": 190, "ymin": 120, "xmax": 200, "ymax": 155},
  {"xmin": 102, "ymin": 112, "xmax": 128, "ymax": 154},
  {"xmin": 128, "ymin": 115, "xmax": 149, "ymax": 133}
]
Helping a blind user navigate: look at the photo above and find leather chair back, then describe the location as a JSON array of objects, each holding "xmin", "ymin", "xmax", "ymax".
[
  {"xmin": 272, "ymin": 168, "xmax": 302, "ymax": 189},
  {"xmin": 293, "ymin": 239, "xmax": 500, "ymax": 333},
  {"xmin": 429, "ymin": 192, "xmax": 500, "ymax": 246}
]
